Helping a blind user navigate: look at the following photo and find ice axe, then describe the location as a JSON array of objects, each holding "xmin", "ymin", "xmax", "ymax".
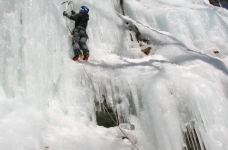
[
  {"xmin": 68, "ymin": 1, "xmax": 76, "ymax": 15},
  {"xmin": 68, "ymin": 1, "xmax": 74, "ymax": 11},
  {"xmin": 61, "ymin": 1, "xmax": 68, "ymax": 11},
  {"xmin": 61, "ymin": 1, "xmax": 73, "ymax": 34}
]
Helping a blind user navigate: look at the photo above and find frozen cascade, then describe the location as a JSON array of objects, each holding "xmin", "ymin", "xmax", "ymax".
[{"xmin": 0, "ymin": 0, "xmax": 228, "ymax": 150}]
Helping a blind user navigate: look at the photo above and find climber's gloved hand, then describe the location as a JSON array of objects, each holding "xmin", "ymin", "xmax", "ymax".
[
  {"xmin": 63, "ymin": 11, "xmax": 67, "ymax": 16},
  {"xmin": 71, "ymin": 10, "xmax": 76, "ymax": 15}
]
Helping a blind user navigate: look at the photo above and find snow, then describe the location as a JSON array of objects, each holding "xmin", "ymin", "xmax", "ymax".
[{"xmin": 0, "ymin": 0, "xmax": 228, "ymax": 150}]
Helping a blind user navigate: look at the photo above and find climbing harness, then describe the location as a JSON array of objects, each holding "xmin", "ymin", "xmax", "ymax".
[{"xmin": 62, "ymin": 2, "xmax": 140, "ymax": 150}]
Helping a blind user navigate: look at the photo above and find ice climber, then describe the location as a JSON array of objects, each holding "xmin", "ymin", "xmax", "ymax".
[{"xmin": 63, "ymin": 6, "xmax": 90, "ymax": 61}]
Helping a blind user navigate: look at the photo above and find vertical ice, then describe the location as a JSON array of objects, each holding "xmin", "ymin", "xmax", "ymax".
[{"xmin": 0, "ymin": 0, "xmax": 228, "ymax": 150}]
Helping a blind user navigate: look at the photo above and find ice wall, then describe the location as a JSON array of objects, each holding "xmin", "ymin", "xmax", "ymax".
[
  {"xmin": 124, "ymin": 0, "xmax": 228, "ymax": 51},
  {"xmin": 122, "ymin": 0, "xmax": 228, "ymax": 150},
  {"xmin": 0, "ymin": 0, "xmax": 140, "ymax": 149},
  {"xmin": 0, "ymin": 0, "xmax": 228, "ymax": 150}
]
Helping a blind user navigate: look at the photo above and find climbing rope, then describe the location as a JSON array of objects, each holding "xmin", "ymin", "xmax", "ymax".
[
  {"xmin": 81, "ymin": 64, "xmax": 140, "ymax": 150},
  {"xmin": 68, "ymin": 26, "xmax": 140, "ymax": 150},
  {"xmin": 62, "ymin": 2, "xmax": 140, "ymax": 149},
  {"xmin": 68, "ymin": 30, "xmax": 141, "ymax": 149}
]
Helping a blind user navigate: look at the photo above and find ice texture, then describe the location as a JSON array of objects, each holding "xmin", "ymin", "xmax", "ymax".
[{"xmin": 0, "ymin": 0, "xmax": 228, "ymax": 150}]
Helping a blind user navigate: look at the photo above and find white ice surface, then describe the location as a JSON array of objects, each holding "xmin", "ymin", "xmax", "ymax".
[{"xmin": 0, "ymin": 0, "xmax": 228, "ymax": 150}]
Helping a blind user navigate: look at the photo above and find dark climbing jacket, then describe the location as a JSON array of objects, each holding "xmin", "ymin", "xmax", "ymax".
[{"xmin": 69, "ymin": 12, "xmax": 89, "ymax": 29}]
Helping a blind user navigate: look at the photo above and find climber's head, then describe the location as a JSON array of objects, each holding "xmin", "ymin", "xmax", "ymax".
[{"xmin": 80, "ymin": 6, "xmax": 89, "ymax": 13}]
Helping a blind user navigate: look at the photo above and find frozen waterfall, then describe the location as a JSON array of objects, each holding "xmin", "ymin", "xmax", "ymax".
[{"xmin": 0, "ymin": 0, "xmax": 228, "ymax": 150}]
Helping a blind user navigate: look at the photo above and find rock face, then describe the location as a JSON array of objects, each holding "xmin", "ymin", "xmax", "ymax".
[
  {"xmin": 214, "ymin": 50, "xmax": 219, "ymax": 54},
  {"xmin": 96, "ymin": 108, "xmax": 118, "ymax": 128},
  {"xmin": 120, "ymin": 0, "xmax": 125, "ymax": 15},
  {"xmin": 96, "ymin": 95, "xmax": 118, "ymax": 128},
  {"xmin": 183, "ymin": 122, "xmax": 206, "ymax": 150},
  {"xmin": 121, "ymin": 1, "xmax": 153, "ymax": 56},
  {"xmin": 141, "ymin": 47, "xmax": 151, "ymax": 55}
]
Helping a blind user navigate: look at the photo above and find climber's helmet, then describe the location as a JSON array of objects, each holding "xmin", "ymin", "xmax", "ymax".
[{"xmin": 80, "ymin": 6, "xmax": 89, "ymax": 13}]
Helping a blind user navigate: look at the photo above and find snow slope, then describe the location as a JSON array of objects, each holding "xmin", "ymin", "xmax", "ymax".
[{"xmin": 0, "ymin": 0, "xmax": 228, "ymax": 149}]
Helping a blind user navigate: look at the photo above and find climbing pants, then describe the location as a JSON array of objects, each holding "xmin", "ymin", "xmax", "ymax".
[{"xmin": 72, "ymin": 27, "xmax": 89, "ymax": 57}]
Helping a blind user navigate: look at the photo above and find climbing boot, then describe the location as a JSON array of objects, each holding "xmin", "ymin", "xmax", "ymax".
[
  {"xmin": 83, "ymin": 53, "xmax": 89, "ymax": 60},
  {"xmin": 73, "ymin": 55, "xmax": 79, "ymax": 61},
  {"xmin": 73, "ymin": 53, "xmax": 83, "ymax": 61}
]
